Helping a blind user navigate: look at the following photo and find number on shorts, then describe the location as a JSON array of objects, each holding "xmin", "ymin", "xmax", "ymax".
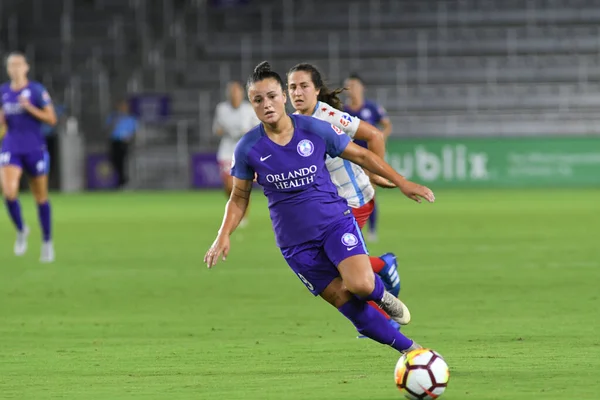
[
  {"xmin": 0, "ymin": 152, "xmax": 10, "ymax": 165},
  {"xmin": 297, "ymin": 273, "xmax": 315, "ymax": 291},
  {"xmin": 36, "ymin": 160, "xmax": 46, "ymax": 173}
]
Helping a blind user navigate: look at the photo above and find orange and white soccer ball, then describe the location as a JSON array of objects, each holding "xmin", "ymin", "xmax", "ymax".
[{"xmin": 394, "ymin": 348, "xmax": 450, "ymax": 399}]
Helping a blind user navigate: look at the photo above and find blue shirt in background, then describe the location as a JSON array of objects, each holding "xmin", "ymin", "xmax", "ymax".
[{"xmin": 107, "ymin": 113, "xmax": 137, "ymax": 141}]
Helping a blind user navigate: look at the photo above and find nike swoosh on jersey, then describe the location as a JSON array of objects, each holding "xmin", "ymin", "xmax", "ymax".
[
  {"xmin": 347, "ymin": 246, "xmax": 358, "ymax": 251},
  {"xmin": 260, "ymin": 155, "xmax": 272, "ymax": 161}
]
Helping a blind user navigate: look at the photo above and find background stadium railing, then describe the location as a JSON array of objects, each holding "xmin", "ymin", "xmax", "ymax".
[{"xmin": 2, "ymin": 0, "xmax": 600, "ymax": 189}]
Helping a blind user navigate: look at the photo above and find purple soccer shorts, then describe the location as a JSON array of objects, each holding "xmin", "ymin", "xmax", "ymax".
[
  {"xmin": 0, "ymin": 149, "xmax": 49, "ymax": 177},
  {"xmin": 281, "ymin": 215, "xmax": 369, "ymax": 296}
]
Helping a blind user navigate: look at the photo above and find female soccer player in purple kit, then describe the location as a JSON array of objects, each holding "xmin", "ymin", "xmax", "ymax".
[
  {"xmin": 204, "ymin": 62, "xmax": 435, "ymax": 354},
  {"xmin": 0, "ymin": 52, "xmax": 57, "ymax": 262}
]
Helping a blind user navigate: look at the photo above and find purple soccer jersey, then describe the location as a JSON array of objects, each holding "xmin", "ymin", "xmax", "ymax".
[
  {"xmin": 343, "ymin": 99, "xmax": 387, "ymax": 149},
  {"xmin": 232, "ymin": 114, "xmax": 353, "ymax": 248},
  {"xmin": 231, "ymin": 114, "xmax": 369, "ymax": 295},
  {"xmin": 1, "ymin": 81, "xmax": 51, "ymax": 154}
]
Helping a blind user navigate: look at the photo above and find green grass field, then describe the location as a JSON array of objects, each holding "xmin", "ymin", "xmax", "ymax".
[{"xmin": 1, "ymin": 189, "xmax": 599, "ymax": 399}]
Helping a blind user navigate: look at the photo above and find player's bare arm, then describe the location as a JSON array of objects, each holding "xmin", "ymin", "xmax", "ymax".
[
  {"xmin": 353, "ymin": 120, "xmax": 395, "ymax": 188},
  {"xmin": 340, "ymin": 142, "xmax": 435, "ymax": 203},
  {"xmin": 204, "ymin": 177, "xmax": 253, "ymax": 268},
  {"xmin": 354, "ymin": 120, "xmax": 385, "ymax": 159},
  {"xmin": 19, "ymin": 98, "xmax": 57, "ymax": 126},
  {"xmin": 379, "ymin": 117, "xmax": 392, "ymax": 139},
  {"xmin": 222, "ymin": 177, "xmax": 252, "ymax": 234}
]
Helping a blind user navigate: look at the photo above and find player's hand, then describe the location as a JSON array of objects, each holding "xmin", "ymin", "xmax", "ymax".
[
  {"xmin": 369, "ymin": 174, "xmax": 396, "ymax": 189},
  {"xmin": 18, "ymin": 96, "xmax": 32, "ymax": 110},
  {"xmin": 398, "ymin": 180, "xmax": 435, "ymax": 203},
  {"xmin": 204, "ymin": 234, "xmax": 231, "ymax": 268}
]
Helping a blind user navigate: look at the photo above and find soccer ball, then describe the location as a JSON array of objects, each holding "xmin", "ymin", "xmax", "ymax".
[{"xmin": 394, "ymin": 348, "xmax": 450, "ymax": 399}]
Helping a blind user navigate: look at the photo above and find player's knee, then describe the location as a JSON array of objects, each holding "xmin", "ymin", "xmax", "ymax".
[
  {"xmin": 343, "ymin": 275, "xmax": 375, "ymax": 297},
  {"xmin": 34, "ymin": 194, "xmax": 48, "ymax": 204},
  {"xmin": 30, "ymin": 187, "xmax": 48, "ymax": 204},
  {"xmin": 30, "ymin": 179, "xmax": 48, "ymax": 203},
  {"xmin": 3, "ymin": 192, "xmax": 18, "ymax": 201},
  {"xmin": 1, "ymin": 183, "xmax": 18, "ymax": 200}
]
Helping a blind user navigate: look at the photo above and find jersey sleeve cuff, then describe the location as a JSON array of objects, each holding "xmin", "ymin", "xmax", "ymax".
[
  {"xmin": 331, "ymin": 136, "xmax": 351, "ymax": 158},
  {"xmin": 232, "ymin": 172, "xmax": 255, "ymax": 180}
]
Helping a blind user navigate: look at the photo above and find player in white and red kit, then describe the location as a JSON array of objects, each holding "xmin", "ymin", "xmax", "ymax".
[
  {"xmin": 213, "ymin": 81, "xmax": 259, "ymax": 192},
  {"xmin": 287, "ymin": 63, "xmax": 404, "ymax": 335},
  {"xmin": 344, "ymin": 74, "xmax": 393, "ymax": 242},
  {"xmin": 213, "ymin": 81, "xmax": 259, "ymax": 225}
]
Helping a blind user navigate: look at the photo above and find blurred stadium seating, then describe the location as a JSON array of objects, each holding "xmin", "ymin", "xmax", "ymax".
[{"xmin": 2, "ymin": 0, "xmax": 600, "ymax": 188}]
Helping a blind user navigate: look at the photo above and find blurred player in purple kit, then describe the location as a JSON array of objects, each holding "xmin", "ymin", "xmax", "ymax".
[
  {"xmin": 0, "ymin": 52, "xmax": 57, "ymax": 262},
  {"xmin": 205, "ymin": 61, "xmax": 435, "ymax": 354},
  {"xmin": 344, "ymin": 74, "xmax": 393, "ymax": 242}
]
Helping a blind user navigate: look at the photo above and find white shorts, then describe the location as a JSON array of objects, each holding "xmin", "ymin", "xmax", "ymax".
[{"xmin": 219, "ymin": 159, "xmax": 232, "ymax": 177}]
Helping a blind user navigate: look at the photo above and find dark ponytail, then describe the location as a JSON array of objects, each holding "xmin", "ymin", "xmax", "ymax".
[
  {"xmin": 247, "ymin": 61, "xmax": 284, "ymax": 91},
  {"xmin": 287, "ymin": 63, "xmax": 346, "ymax": 111},
  {"xmin": 317, "ymin": 86, "xmax": 346, "ymax": 111}
]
